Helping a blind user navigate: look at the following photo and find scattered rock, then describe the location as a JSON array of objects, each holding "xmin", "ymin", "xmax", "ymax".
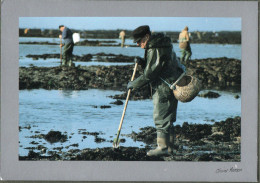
[
  {"xmin": 110, "ymin": 100, "xmax": 124, "ymax": 105},
  {"xmin": 92, "ymin": 105, "xmax": 112, "ymax": 109},
  {"xmin": 100, "ymin": 105, "xmax": 111, "ymax": 109},
  {"xmin": 19, "ymin": 117, "xmax": 241, "ymax": 161},
  {"xmin": 71, "ymin": 144, "xmax": 79, "ymax": 147},
  {"xmin": 79, "ymin": 131, "xmax": 99, "ymax": 136},
  {"xmin": 20, "ymin": 125, "xmax": 31, "ymax": 130},
  {"xmin": 234, "ymin": 95, "xmax": 240, "ymax": 99},
  {"xmin": 94, "ymin": 137, "xmax": 106, "ymax": 143},
  {"xmin": 44, "ymin": 131, "xmax": 68, "ymax": 143},
  {"xmin": 198, "ymin": 91, "xmax": 221, "ymax": 98},
  {"xmin": 28, "ymin": 150, "xmax": 40, "ymax": 159}
]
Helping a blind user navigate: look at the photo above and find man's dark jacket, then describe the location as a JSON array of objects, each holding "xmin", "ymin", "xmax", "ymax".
[{"xmin": 131, "ymin": 33, "xmax": 183, "ymax": 131}]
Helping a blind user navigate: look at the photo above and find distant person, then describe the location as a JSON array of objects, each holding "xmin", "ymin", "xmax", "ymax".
[
  {"xmin": 127, "ymin": 25, "xmax": 185, "ymax": 156},
  {"xmin": 119, "ymin": 30, "xmax": 126, "ymax": 47},
  {"xmin": 59, "ymin": 25, "xmax": 74, "ymax": 67},
  {"xmin": 179, "ymin": 26, "xmax": 192, "ymax": 66},
  {"xmin": 24, "ymin": 28, "xmax": 29, "ymax": 34}
]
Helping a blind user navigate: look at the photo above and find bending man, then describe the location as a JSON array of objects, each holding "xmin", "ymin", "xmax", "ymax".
[{"xmin": 128, "ymin": 25, "xmax": 184, "ymax": 156}]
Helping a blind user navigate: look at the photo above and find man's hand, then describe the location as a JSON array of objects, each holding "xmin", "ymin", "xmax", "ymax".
[
  {"xmin": 127, "ymin": 81, "xmax": 134, "ymax": 90},
  {"xmin": 59, "ymin": 35, "xmax": 62, "ymax": 39},
  {"xmin": 134, "ymin": 57, "xmax": 144, "ymax": 65},
  {"xmin": 60, "ymin": 44, "xmax": 63, "ymax": 48}
]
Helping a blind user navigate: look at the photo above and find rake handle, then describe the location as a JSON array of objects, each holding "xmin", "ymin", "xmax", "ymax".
[
  {"xmin": 60, "ymin": 37, "xmax": 62, "ymax": 64},
  {"xmin": 114, "ymin": 62, "xmax": 138, "ymax": 145}
]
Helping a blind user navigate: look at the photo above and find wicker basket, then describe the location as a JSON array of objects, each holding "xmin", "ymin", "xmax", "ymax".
[{"xmin": 173, "ymin": 75, "xmax": 202, "ymax": 103}]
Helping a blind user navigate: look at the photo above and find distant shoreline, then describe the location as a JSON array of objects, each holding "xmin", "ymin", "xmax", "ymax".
[{"xmin": 19, "ymin": 29, "xmax": 241, "ymax": 44}]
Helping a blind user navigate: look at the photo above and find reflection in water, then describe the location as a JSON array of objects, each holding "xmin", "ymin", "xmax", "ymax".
[{"xmin": 59, "ymin": 90, "xmax": 79, "ymax": 98}]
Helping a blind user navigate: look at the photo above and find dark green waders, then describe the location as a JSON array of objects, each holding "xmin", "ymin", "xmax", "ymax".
[
  {"xmin": 62, "ymin": 43, "xmax": 74, "ymax": 66},
  {"xmin": 147, "ymin": 84, "xmax": 178, "ymax": 156}
]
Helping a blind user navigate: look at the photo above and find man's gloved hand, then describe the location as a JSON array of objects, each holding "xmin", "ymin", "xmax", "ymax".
[
  {"xmin": 127, "ymin": 81, "xmax": 134, "ymax": 90},
  {"xmin": 134, "ymin": 57, "xmax": 145, "ymax": 65}
]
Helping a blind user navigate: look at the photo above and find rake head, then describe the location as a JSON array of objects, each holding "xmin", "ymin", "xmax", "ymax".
[
  {"xmin": 113, "ymin": 138, "xmax": 120, "ymax": 148},
  {"xmin": 112, "ymin": 129, "xmax": 121, "ymax": 148}
]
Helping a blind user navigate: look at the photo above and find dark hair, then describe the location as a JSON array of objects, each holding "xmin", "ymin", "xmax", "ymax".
[{"xmin": 59, "ymin": 25, "xmax": 64, "ymax": 29}]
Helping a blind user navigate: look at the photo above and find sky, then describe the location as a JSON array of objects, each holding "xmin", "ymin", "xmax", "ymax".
[{"xmin": 19, "ymin": 17, "xmax": 241, "ymax": 32}]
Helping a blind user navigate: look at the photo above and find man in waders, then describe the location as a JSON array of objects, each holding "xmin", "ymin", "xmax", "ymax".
[
  {"xmin": 127, "ymin": 25, "xmax": 184, "ymax": 156},
  {"xmin": 59, "ymin": 25, "xmax": 74, "ymax": 66},
  {"xmin": 179, "ymin": 26, "xmax": 192, "ymax": 66}
]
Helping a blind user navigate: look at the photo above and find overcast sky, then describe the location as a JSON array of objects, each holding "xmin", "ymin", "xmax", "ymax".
[{"xmin": 19, "ymin": 17, "xmax": 241, "ymax": 32}]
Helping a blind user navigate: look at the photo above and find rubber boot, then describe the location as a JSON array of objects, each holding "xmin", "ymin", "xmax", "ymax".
[
  {"xmin": 168, "ymin": 126, "xmax": 175, "ymax": 154},
  {"xmin": 61, "ymin": 59, "xmax": 66, "ymax": 66},
  {"xmin": 68, "ymin": 60, "xmax": 73, "ymax": 67},
  {"xmin": 147, "ymin": 132, "xmax": 169, "ymax": 156}
]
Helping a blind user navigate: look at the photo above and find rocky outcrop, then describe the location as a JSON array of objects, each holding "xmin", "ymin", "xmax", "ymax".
[
  {"xmin": 19, "ymin": 57, "xmax": 241, "ymax": 95},
  {"xmin": 26, "ymin": 53, "xmax": 137, "ymax": 62},
  {"xmin": 44, "ymin": 131, "xmax": 68, "ymax": 143},
  {"xmin": 198, "ymin": 91, "xmax": 221, "ymax": 98},
  {"xmin": 186, "ymin": 57, "xmax": 241, "ymax": 90}
]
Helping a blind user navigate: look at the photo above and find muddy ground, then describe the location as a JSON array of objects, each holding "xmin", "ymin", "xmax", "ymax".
[
  {"xmin": 20, "ymin": 56, "xmax": 241, "ymax": 99},
  {"xmin": 19, "ymin": 116, "xmax": 241, "ymax": 161}
]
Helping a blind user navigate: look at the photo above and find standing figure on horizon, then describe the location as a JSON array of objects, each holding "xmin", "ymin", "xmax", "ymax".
[
  {"xmin": 59, "ymin": 25, "xmax": 74, "ymax": 67},
  {"xmin": 179, "ymin": 26, "xmax": 192, "ymax": 66},
  {"xmin": 119, "ymin": 30, "xmax": 126, "ymax": 48}
]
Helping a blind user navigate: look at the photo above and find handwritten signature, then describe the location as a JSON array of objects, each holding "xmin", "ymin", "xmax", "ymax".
[{"xmin": 216, "ymin": 167, "xmax": 242, "ymax": 173}]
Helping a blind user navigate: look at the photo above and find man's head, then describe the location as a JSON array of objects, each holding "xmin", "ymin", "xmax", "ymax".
[
  {"xmin": 184, "ymin": 26, "xmax": 189, "ymax": 31},
  {"xmin": 132, "ymin": 25, "xmax": 151, "ymax": 49},
  {"xmin": 59, "ymin": 25, "xmax": 65, "ymax": 32}
]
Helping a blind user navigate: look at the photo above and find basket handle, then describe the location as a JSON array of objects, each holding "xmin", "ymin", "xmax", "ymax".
[{"xmin": 170, "ymin": 72, "xmax": 186, "ymax": 90}]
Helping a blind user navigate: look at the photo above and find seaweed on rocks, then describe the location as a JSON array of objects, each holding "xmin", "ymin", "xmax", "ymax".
[
  {"xmin": 44, "ymin": 131, "xmax": 68, "ymax": 143},
  {"xmin": 19, "ymin": 58, "xmax": 241, "ymax": 92},
  {"xmin": 125, "ymin": 127, "xmax": 157, "ymax": 144},
  {"xmin": 100, "ymin": 105, "xmax": 111, "ymax": 109},
  {"xmin": 211, "ymin": 117, "xmax": 241, "ymax": 142},
  {"xmin": 19, "ymin": 117, "xmax": 241, "ymax": 161},
  {"xmin": 198, "ymin": 91, "xmax": 221, "ymax": 98},
  {"xmin": 25, "ymin": 53, "xmax": 138, "ymax": 63},
  {"xmin": 110, "ymin": 100, "xmax": 124, "ymax": 105},
  {"xmin": 110, "ymin": 86, "xmax": 152, "ymax": 101},
  {"xmin": 73, "ymin": 147, "xmax": 164, "ymax": 161},
  {"xmin": 186, "ymin": 57, "xmax": 241, "ymax": 90},
  {"xmin": 176, "ymin": 123, "xmax": 212, "ymax": 141},
  {"xmin": 93, "ymin": 105, "xmax": 112, "ymax": 109}
]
